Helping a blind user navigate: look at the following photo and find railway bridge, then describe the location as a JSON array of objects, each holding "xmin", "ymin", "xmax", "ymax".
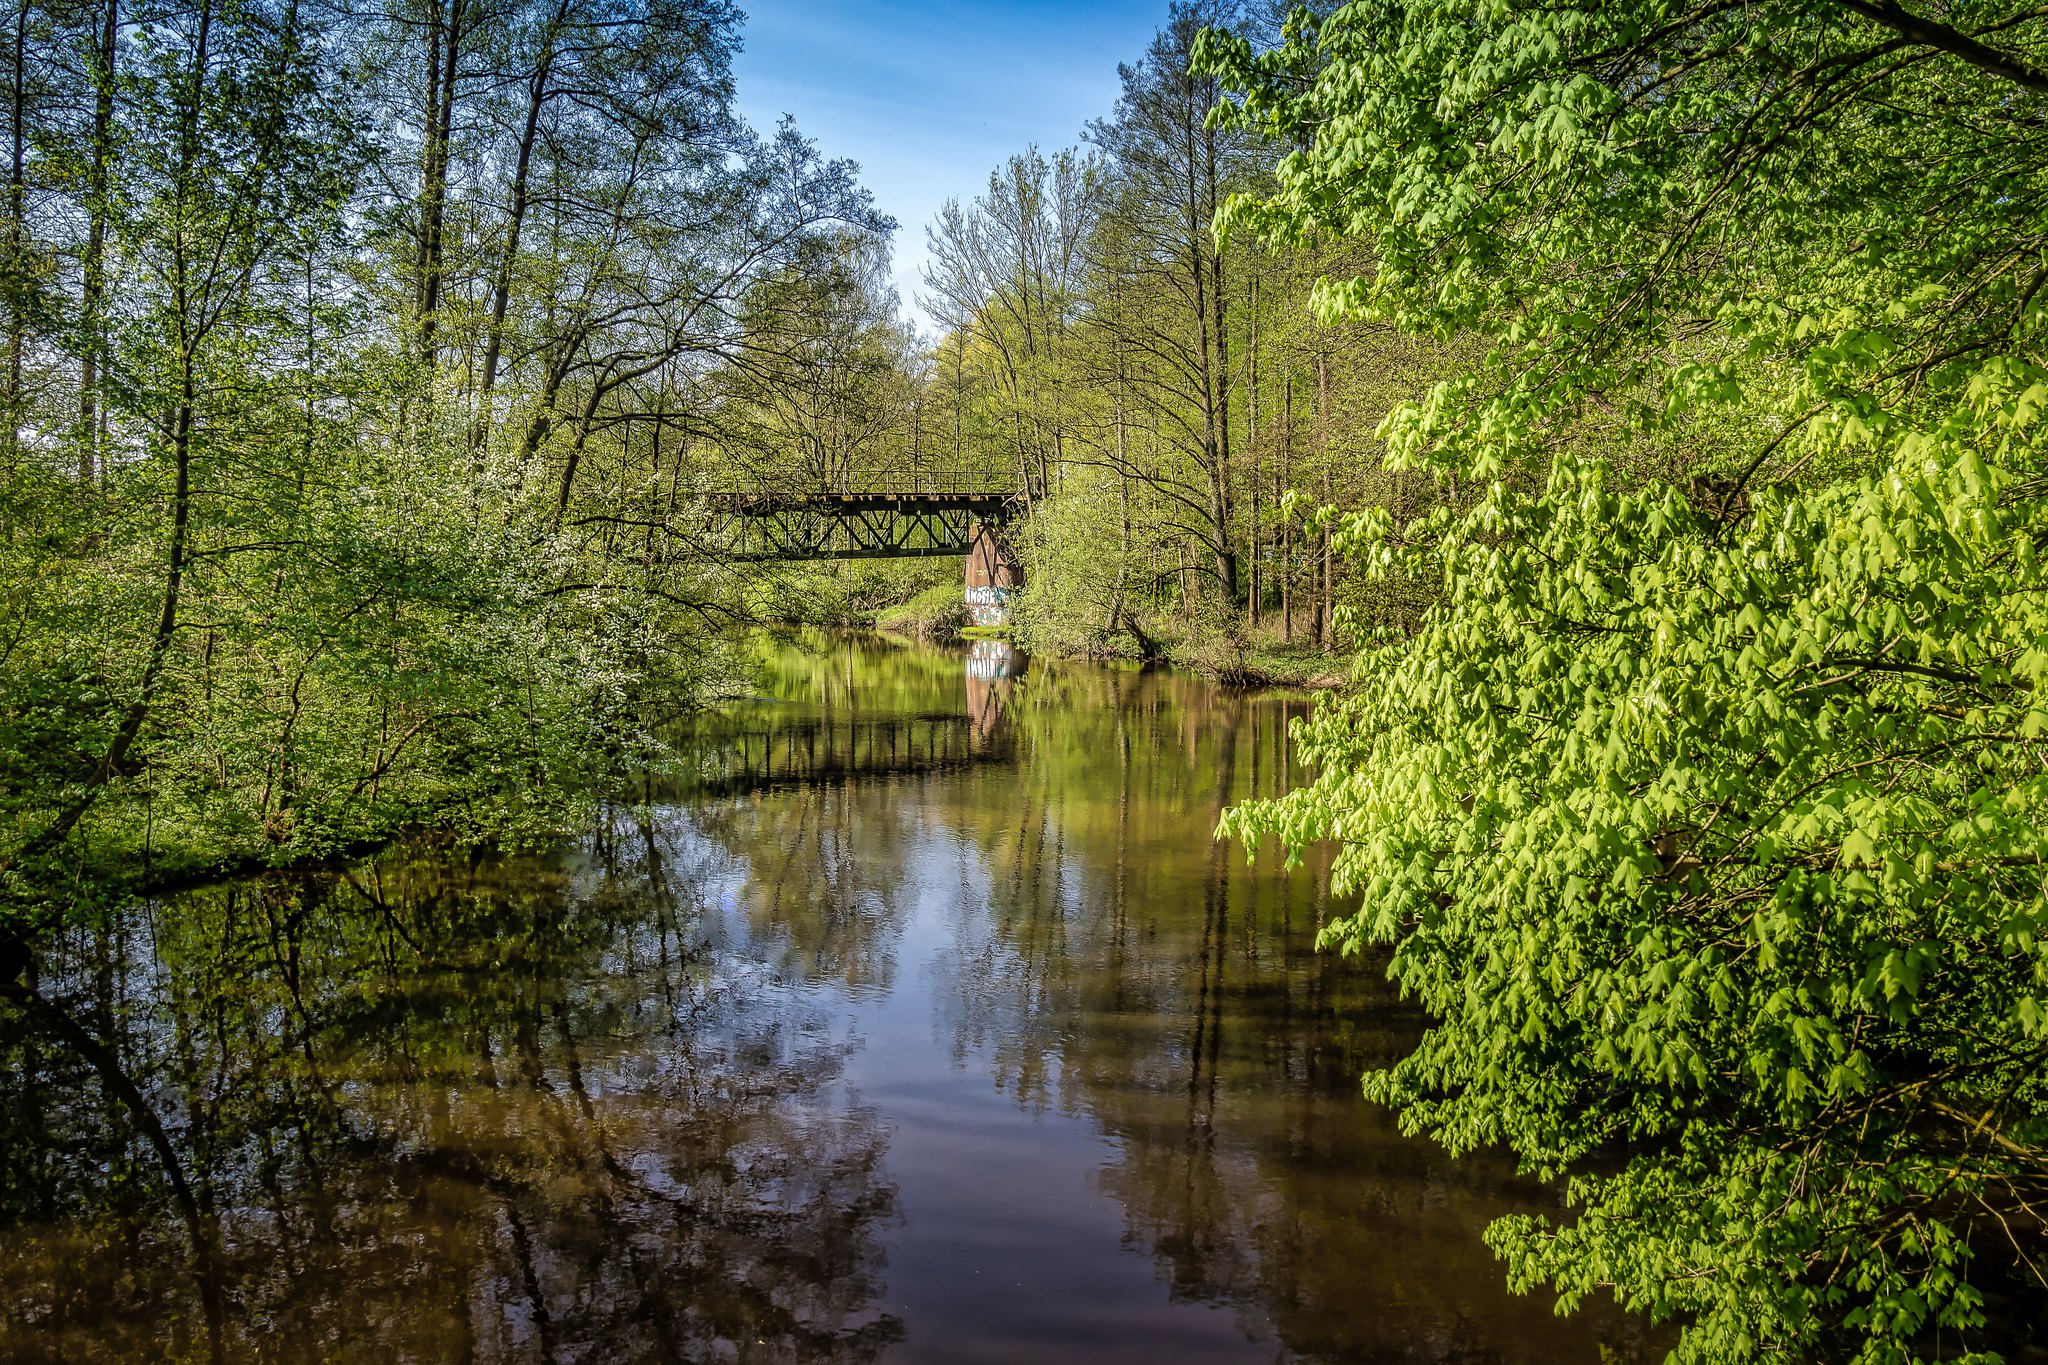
[{"xmin": 703, "ymin": 490, "xmax": 1025, "ymax": 628}]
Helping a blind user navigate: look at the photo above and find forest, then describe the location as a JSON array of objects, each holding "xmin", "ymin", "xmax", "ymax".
[
  {"xmin": 1, "ymin": 0, "xmax": 2045, "ymax": 1360},
  {"xmin": 0, "ymin": 0, "xmax": 1368, "ymax": 914},
  {"xmin": 0, "ymin": 0, "xmax": 913, "ymax": 907}
]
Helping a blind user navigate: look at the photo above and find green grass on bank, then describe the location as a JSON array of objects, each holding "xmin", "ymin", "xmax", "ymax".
[{"xmin": 874, "ymin": 580, "xmax": 969, "ymax": 640}]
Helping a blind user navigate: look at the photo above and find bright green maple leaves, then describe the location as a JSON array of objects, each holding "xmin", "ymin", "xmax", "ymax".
[{"xmin": 1202, "ymin": 2, "xmax": 2048, "ymax": 1360}]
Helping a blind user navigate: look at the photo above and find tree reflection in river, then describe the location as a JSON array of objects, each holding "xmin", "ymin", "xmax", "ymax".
[
  {"xmin": 0, "ymin": 632, "xmax": 1662, "ymax": 1363},
  {"xmin": 0, "ymin": 848, "xmax": 902, "ymax": 1363},
  {"xmin": 925, "ymin": 660, "xmax": 1646, "ymax": 1362},
  {"xmin": 662, "ymin": 633, "xmax": 1663, "ymax": 1363}
]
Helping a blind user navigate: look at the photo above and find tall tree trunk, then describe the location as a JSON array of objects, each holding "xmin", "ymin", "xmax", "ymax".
[
  {"xmin": 1317, "ymin": 354, "xmax": 1333, "ymax": 651},
  {"xmin": 1184, "ymin": 107, "xmax": 1236, "ymax": 608},
  {"xmin": 6, "ymin": 0, "xmax": 28, "ymax": 448},
  {"xmin": 1188, "ymin": 227, "xmax": 1223, "ymax": 590},
  {"xmin": 77, "ymin": 0, "xmax": 118, "ymax": 482},
  {"xmin": 1112, "ymin": 350, "xmax": 1129, "ymax": 633},
  {"xmin": 475, "ymin": 5, "xmax": 561, "ymax": 432},
  {"xmin": 416, "ymin": 0, "xmax": 464, "ymax": 364},
  {"xmin": 553, "ymin": 377, "xmax": 607, "ymax": 527},
  {"xmin": 8, "ymin": 0, "xmax": 211, "ymax": 868},
  {"xmin": 1246, "ymin": 266, "xmax": 1260, "ymax": 628},
  {"xmin": 11, "ymin": 381, "xmax": 191, "ymax": 866},
  {"xmin": 516, "ymin": 322, "xmax": 579, "ymax": 475},
  {"xmin": 415, "ymin": 12, "xmax": 441, "ymax": 298},
  {"xmin": 1280, "ymin": 370, "xmax": 1292, "ymax": 642},
  {"xmin": 1205, "ymin": 127, "xmax": 1236, "ymax": 606}
]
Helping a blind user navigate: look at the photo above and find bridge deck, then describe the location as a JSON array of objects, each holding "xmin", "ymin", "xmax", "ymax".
[{"xmin": 706, "ymin": 491, "xmax": 1020, "ymax": 514}]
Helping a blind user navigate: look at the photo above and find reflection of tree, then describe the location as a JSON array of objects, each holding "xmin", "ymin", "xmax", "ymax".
[
  {"xmin": 662, "ymin": 631, "xmax": 1017, "ymax": 797},
  {"xmin": 927, "ymin": 666, "xmax": 1664, "ymax": 1364},
  {"xmin": 0, "ymin": 846, "xmax": 901, "ymax": 1364},
  {"xmin": 685, "ymin": 782, "xmax": 919, "ymax": 997},
  {"xmin": 748, "ymin": 629, "xmax": 970, "ymax": 722},
  {"xmin": 667, "ymin": 637, "xmax": 1041, "ymax": 998}
]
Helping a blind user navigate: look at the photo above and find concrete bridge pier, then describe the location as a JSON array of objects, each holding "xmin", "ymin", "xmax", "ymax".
[{"xmin": 964, "ymin": 521, "xmax": 1023, "ymax": 629}]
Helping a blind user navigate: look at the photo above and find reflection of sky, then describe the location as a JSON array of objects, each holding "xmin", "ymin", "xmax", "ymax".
[
  {"xmin": 688, "ymin": 798, "xmax": 1261, "ymax": 1360},
  {"xmin": 731, "ymin": 0, "xmax": 1164, "ymax": 333}
]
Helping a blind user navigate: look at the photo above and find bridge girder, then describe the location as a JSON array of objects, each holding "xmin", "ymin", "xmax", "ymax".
[{"xmin": 703, "ymin": 492, "xmax": 1021, "ymax": 562}]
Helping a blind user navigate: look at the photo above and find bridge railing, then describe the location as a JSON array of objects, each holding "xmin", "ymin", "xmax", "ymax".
[{"xmin": 684, "ymin": 449, "xmax": 1023, "ymax": 503}]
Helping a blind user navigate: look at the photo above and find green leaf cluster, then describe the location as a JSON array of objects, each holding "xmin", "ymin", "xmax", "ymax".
[{"xmin": 1201, "ymin": 1, "xmax": 2048, "ymax": 1358}]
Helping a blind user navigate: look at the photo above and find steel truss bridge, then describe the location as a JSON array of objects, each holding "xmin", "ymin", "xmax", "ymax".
[{"xmin": 704, "ymin": 491, "xmax": 1022, "ymax": 562}]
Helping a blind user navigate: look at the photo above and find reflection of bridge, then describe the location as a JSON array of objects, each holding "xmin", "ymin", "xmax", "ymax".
[
  {"xmin": 681, "ymin": 713, "xmax": 1011, "ymax": 796},
  {"xmin": 704, "ymin": 492, "xmax": 1022, "ymax": 561},
  {"xmin": 677, "ymin": 644, "xmax": 1031, "ymax": 796}
]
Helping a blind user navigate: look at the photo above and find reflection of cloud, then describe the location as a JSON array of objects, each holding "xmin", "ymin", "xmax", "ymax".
[{"xmin": 681, "ymin": 797, "xmax": 917, "ymax": 995}]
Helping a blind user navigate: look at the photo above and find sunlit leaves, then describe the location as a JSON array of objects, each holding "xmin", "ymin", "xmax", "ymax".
[{"xmin": 1202, "ymin": 0, "xmax": 2048, "ymax": 1358}]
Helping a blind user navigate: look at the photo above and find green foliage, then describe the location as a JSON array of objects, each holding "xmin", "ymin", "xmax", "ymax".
[
  {"xmin": 1010, "ymin": 467, "xmax": 1151, "ymax": 656},
  {"xmin": 0, "ymin": 0, "xmax": 893, "ymax": 932},
  {"xmin": 875, "ymin": 579, "xmax": 968, "ymax": 640},
  {"xmin": 732, "ymin": 558, "xmax": 952, "ymax": 632},
  {"xmin": 1232, "ymin": 437, "xmax": 2048, "ymax": 1362},
  {"xmin": 921, "ymin": 4, "xmax": 1475, "ymax": 656},
  {"xmin": 1203, "ymin": 1, "xmax": 2048, "ymax": 1358}
]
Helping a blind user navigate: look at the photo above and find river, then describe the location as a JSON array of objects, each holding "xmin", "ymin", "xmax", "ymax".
[{"xmin": 0, "ymin": 631, "xmax": 1662, "ymax": 1363}]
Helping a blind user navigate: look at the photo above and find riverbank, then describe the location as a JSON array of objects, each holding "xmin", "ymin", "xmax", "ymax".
[
  {"xmin": 0, "ymin": 787, "xmax": 591, "ymax": 975},
  {"xmin": 1159, "ymin": 629, "xmax": 1352, "ymax": 689},
  {"xmin": 765, "ymin": 556, "xmax": 1353, "ymax": 690},
  {"xmin": 820, "ymin": 562, "xmax": 1345, "ymax": 688},
  {"xmin": 863, "ymin": 589, "xmax": 1349, "ymax": 689}
]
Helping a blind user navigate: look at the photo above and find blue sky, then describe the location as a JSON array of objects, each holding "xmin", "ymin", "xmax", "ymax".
[{"xmin": 732, "ymin": 0, "xmax": 1166, "ymax": 333}]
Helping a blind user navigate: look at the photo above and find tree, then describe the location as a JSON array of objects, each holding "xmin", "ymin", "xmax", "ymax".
[
  {"xmin": 1084, "ymin": 0, "xmax": 1262, "ymax": 608},
  {"xmin": 923, "ymin": 145, "xmax": 1097, "ymax": 502},
  {"xmin": 1203, "ymin": 2, "xmax": 2048, "ymax": 1359},
  {"xmin": 717, "ymin": 232, "xmax": 919, "ymax": 494},
  {"xmin": 0, "ymin": 0, "xmax": 903, "ymax": 933}
]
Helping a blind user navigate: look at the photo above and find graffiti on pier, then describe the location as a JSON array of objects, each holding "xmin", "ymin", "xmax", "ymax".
[
  {"xmin": 964, "ymin": 585, "xmax": 1013, "ymax": 628},
  {"xmin": 964, "ymin": 524, "xmax": 1023, "ymax": 628}
]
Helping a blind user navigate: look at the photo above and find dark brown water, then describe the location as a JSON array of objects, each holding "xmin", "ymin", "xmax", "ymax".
[{"xmin": 0, "ymin": 632, "xmax": 1662, "ymax": 1364}]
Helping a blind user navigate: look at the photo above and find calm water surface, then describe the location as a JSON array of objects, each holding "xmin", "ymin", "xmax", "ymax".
[{"xmin": 0, "ymin": 633, "xmax": 1662, "ymax": 1363}]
